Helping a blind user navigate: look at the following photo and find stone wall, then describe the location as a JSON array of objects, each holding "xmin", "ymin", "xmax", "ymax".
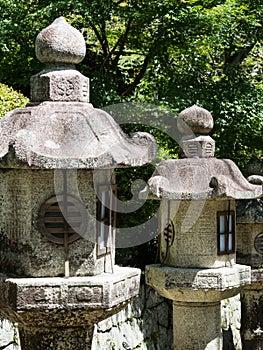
[
  {"xmin": 221, "ymin": 295, "xmax": 242, "ymax": 350},
  {"xmin": 92, "ymin": 283, "xmax": 173, "ymax": 350},
  {"xmin": 0, "ymin": 319, "xmax": 20, "ymax": 350}
]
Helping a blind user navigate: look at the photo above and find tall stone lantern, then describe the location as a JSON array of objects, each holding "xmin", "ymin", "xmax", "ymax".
[
  {"xmin": 140, "ymin": 105, "xmax": 262, "ymax": 350},
  {"xmin": 236, "ymin": 171, "xmax": 263, "ymax": 350},
  {"xmin": 0, "ymin": 18, "xmax": 156, "ymax": 349}
]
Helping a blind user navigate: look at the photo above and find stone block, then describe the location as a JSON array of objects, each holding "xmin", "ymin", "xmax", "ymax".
[
  {"xmin": 0, "ymin": 266, "xmax": 141, "ymax": 327},
  {"xmin": 159, "ymin": 199, "xmax": 236, "ymax": 269},
  {"xmin": 236, "ymin": 222, "xmax": 263, "ymax": 268},
  {"xmin": 181, "ymin": 135, "xmax": 215, "ymax": 158},
  {"xmin": 0, "ymin": 168, "xmax": 108, "ymax": 277},
  {"xmin": 146, "ymin": 264, "xmax": 251, "ymax": 302},
  {"xmin": 31, "ymin": 69, "xmax": 90, "ymax": 102}
]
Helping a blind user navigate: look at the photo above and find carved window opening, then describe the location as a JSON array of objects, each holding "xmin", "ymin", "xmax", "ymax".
[
  {"xmin": 254, "ymin": 232, "xmax": 263, "ymax": 254},
  {"xmin": 38, "ymin": 194, "xmax": 86, "ymax": 245},
  {"xmin": 205, "ymin": 143, "xmax": 213, "ymax": 156},
  {"xmin": 217, "ymin": 211, "xmax": 235, "ymax": 255},
  {"xmin": 96, "ymin": 185, "xmax": 116, "ymax": 257}
]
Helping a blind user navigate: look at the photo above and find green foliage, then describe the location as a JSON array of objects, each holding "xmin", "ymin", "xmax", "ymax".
[
  {"xmin": 0, "ymin": 83, "xmax": 29, "ymax": 118},
  {"xmin": 0, "ymin": 0, "xmax": 261, "ymax": 163},
  {"xmin": 0, "ymin": 0, "xmax": 262, "ymax": 266}
]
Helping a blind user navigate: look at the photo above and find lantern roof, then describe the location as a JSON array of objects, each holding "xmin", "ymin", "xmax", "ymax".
[
  {"xmin": 140, "ymin": 105, "xmax": 262, "ymax": 201},
  {"xmin": 0, "ymin": 18, "xmax": 156, "ymax": 169},
  {"xmin": 140, "ymin": 158, "xmax": 262, "ymax": 200}
]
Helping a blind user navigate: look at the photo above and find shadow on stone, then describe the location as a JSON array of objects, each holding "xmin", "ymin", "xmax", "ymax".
[{"xmin": 222, "ymin": 328, "xmax": 235, "ymax": 350}]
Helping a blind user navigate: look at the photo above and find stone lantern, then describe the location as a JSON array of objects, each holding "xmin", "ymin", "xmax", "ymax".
[
  {"xmin": 0, "ymin": 18, "xmax": 156, "ymax": 349},
  {"xmin": 140, "ymin": 105, "xmax": 262, "ymax": 350},
  {"xmin": 236, "ymin": 172, "xmax": 263, "ymax": 349}
]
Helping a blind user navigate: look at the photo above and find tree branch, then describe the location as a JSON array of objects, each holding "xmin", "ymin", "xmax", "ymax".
[
  {"xmin": 0, "ymin": 341, "xmax": 16, "ymax": 350},
  {"xmin": 110, "ymin": 18, "xmax": 132, "ymax": 69},
  {"xmin": 224, "ymin": 42, "xmax": 257, "ymax": 66},
  {"xmin": 121, "ymin": 54, "xmax": 150, "ymax": 97},
  {"xmin": 100, "ymin": 21, "xmax": 110, "ymax": 59},
  {"xmin": 89, "ymin": 21, "xmax": 109, "ymax": 58}
]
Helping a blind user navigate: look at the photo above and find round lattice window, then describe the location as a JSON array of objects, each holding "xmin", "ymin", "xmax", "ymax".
[
  {"xmin": 254, "ymin": 232, "xmax": 263, "ymax": 255},
  {"xmin": 38, "ymin": 194, "xmax": 87, "ymax": 244}
]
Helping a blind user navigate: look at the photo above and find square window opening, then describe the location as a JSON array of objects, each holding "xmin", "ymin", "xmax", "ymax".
[{"xmin": 217, "ymin": 210, "xmax": 235, "ymax": 255}]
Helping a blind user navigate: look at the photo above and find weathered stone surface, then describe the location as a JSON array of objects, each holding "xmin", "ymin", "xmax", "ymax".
[
  {"xmin": 139, "ymin": 105, "xmax": 260, "ymax": 349},
  {"xmin": 0, "ymin": 319, "xmax": 19, "ymax": 350},
  {"xmin": 0, "ymin": 279, "xmax": 173, "ymax": 350},
  {"xmin": 0, "ymin": 267, "xmax": 140, "ymax": 350},
  {"xmin": 0, "ymin": 16, "xmax": 152, "ymax": 350},
  {"xmin": 140, "ymin": 105, "xmax": 261, "ymax": 200},
  {"xmin": 173, "ymin": 300, "xmax": 222, "ymax": 350},
  {"xmin": 140, "ymin": 158, "xmax": 262, "ymax": 200},
  {"xmin": 0, "ymin": 267, "xmax": 140, "ymax": 325},
  {"xmin": 236, "ymin": 185, "xmax": 263, "ymax": 349},
  {"xmin": 1, "ymin": 282, "xmax": 244, "ymax": 350},
  {"xmin": 32, "ymin": 17, "xmax": 89, "ymax": 104},
  {"xmin": 0, "ymin": 102, "xmax": 156, "ymax": 168},
  {"xmin": 181, "ymin": 134, "xmax": 215, "ymax": 158},
  {"xmin": 177, "ymin": 105, "xmax": 214, "ymax": 135},
  {"xmin": 158, "ymin": 200, "xmax": 236, "ymax": 268},
  {"xmin": 236, "ymin": 198, "xmax": 263, "ymax": 267},
  {"xmin": 236, "ymin": 222, "xmax": 263, "ymax": 267},
  {"xmin": 221, "ymin": 295, "xmax": 242, "ymax": 350},
  {"xmin": 31, "ymin": 69, "xmax": 90, "ymax": 102},
  {"xmin": 241, "ymin": 282, "xmax": 263, "ymax": 350},
  {"xmin": 236, "ymin": 198, "xmax": 263, "ymax": 223},
  {"xmin": 250, "ymin": 269, "xmax": 263, "ymax": 283},
  {"xmin": 19, "ymin": 326, "xmax": 94, "ymax": 350},
  {"xmin": 177, "ymin": 105, "xmax": 216, "ymax": 158},
  {"xmin": 0, "ymin": 17, "xmax": 156, "ymax": 169},
  {"xmin": 0, "ymin": 168, "xmax": 114, "ymax": 277},
  {"xmin": 92, "ymin": 283, "xmax": 173, "ymax": 350},
  {"xmin": 35, "ymin": 17, "xmax": 86, "ymax": 65},
  {"xmin": 145, "ymin": 264, "xmax": 251, "ymax": 303}
]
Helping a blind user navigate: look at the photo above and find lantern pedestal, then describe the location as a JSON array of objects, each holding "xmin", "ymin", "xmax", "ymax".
[
  {"xmin": 146, "ymin": 264, "xmax": 250, "ymax": 350},
  {"xmin": 0, "ymin": 267, "xmax": 140, "ymax": 350}
]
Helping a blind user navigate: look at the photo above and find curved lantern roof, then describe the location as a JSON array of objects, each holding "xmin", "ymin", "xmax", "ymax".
[
  {"xmin": 140, "ymin": 105, "xmax": 262, "ymax": 201},
  {"xmin": 0, "ymin": 18, "xmax": 156, "ymax": 169},
  {"xmin": 0, "ymin": 102, "xmax": 156, "ymax": 168},
  {"xmin": 140, "ymin": 158, "xmax": 262, "ymax": 200}
]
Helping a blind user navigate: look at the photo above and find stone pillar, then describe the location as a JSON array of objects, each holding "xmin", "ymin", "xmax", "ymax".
[
  {"xmin": 19, "ymin": 327, "xmax": 94, "ymax": 350},
  {"xmin": 173, "ymin": 301, "xmax": 222, "ymax": 350}
]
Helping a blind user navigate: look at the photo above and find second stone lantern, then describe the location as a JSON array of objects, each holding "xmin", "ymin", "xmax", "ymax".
[
  {"xmin": 140, "ymin": 105, "xmax": 262, "ymax": 350},
  {"xmin": 0, "ymin": 17, "xmax": 156, "ymax": 350}
]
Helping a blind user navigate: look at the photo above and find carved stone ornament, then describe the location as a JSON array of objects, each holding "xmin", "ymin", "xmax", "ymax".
[
  {"xmin": 177, "ymin": 105, "xmax": 215, "ymax": 158},
  {"xmin": 177, "ymin": 104, "xmax": 214, "ymax": 135},
  {"xmin": 35, "ymin": 17, "xmax": 86, "ymax": 65}
]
